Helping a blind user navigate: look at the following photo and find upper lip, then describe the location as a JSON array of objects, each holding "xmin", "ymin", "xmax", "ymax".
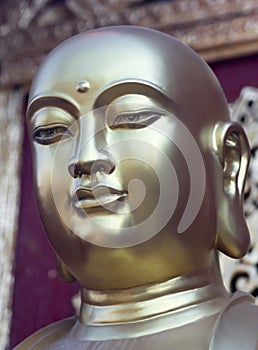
[{"xmin": 71, "ymin": 185, "xmax": 128, "ymax": 208}]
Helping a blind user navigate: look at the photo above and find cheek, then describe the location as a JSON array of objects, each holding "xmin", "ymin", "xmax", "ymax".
[
  {"xmin": 118, "ymin": 159, "xmax": 160, "ymax": 222},
  {"xmin": 33, "ymin": 147, "xmax": 54, "ymax": 201},
  {"xmin": 109, "ymin": 133, "xmax": 180, "ymax": 220},
  {"xmin": 32, "ymin": 145, "xmax": 76, "ymax": 247},
  {"xmin": 33, "ymin": 143, "xmax": 72, "ymax": 205}
]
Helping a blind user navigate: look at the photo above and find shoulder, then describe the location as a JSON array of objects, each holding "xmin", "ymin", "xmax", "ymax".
[
  {"xmin": 222, "ymin": 292, "xmax": 258, "ymax": 324},
  {"xmin": 210, "ymin": 292, "xmax": 258, "ymax": 349},
  {"xmin": 13, "ymin": 317, "xmax": 77, "ymax": 350}
]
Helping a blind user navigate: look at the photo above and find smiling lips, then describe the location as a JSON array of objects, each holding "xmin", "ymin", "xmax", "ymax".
[{"xmin": 72, "ymin": 186, "xmax": 128, "ymax": 209}]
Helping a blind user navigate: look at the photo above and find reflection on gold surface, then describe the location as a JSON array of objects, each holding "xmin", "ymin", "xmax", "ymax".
[{"xmin": 15, "ymin": 27, "xmax": 258, "ymax": 349}]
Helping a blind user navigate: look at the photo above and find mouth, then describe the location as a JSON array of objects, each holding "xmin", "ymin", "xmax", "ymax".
[{"xmin": 72, "ymin": 186, "xmax": 128, "ymax": 209}]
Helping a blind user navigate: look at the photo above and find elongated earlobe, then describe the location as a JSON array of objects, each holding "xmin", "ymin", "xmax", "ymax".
[
  {"xmin": 213, "ymin": 122, "xmax": 250, "ymax": 258},
  {"xmin": 55, "ymin": 254, "xmax": 75, "ymax": 282}
]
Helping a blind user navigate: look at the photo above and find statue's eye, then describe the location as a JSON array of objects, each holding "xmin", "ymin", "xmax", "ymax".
[
  {"xmin": 33, "ymin": 125, "xmax": 72, "ymax": 145},
  {"xmin": 109, "ymin": 111, "xmax": 162, "ymax": 130}
]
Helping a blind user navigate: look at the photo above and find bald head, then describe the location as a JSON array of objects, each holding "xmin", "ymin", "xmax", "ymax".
[
  {"xmin": 25, "ymin": 26, "xmax": 250, "ymax": 290},
  {"xmin": 28, "ymin": 26, "xmax": 229, "ymax": 132}
]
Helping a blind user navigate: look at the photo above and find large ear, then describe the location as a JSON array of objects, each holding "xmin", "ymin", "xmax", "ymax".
[
  {"xmin": 213, "ymin": 122, "xmax": 250, "ymax": 258},
  {"xmin": 55, "ymin": 254, "xmax": 75, "ymax": 282}
]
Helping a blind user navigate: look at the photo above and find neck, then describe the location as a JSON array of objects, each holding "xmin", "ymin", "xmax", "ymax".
[{"xmin": 71, "ymin": 270, "xmax": 229, "ymax": 340}]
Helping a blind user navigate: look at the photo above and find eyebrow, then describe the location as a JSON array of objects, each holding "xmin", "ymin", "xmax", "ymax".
[
  {"xmin": 27, "ymin": 93, "xmax": 80, "ymax": 121},
  {"xmin": 94, "ymin": 80, "xmax": 173, "ymax": 111}
]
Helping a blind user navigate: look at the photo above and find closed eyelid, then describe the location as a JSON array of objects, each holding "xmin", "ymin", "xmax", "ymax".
[
  {"xmin": 30, "ymin": 107, "xmax": 76, "ymax": 130},
  {"xmin": 114, "ymin": 110, "xmax": 161, "ymax": 121},
  {"xmin": 33, "ymin": 125, "xmax": 73, "ymax": 145},
  {"xmin": 33, "ymin": 122, "xmax": 73, "ymax": 132},
  {"xmin": 108, "ymin": 110, "xmax": 163, "ymax": 129},
  {"xmin": 27, "ymin": 94, "xmax": 80, "ymax": 121}
]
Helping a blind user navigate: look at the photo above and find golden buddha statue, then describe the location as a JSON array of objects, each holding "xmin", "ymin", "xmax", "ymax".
[{"xmin": 15, "ymin": 26, "xmax": 258, "ymax": 349}]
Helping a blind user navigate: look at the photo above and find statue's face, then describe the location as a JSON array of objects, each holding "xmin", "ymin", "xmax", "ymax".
[
  {"xmin": 27, "ymin": 26, "xmax": 234, "ymax": 289},
  {"xmin": 29, "ymin": 91, "xmax": 205, "ymax": 249},
  {"xmin": 28, "ymin": 84, "xmax": 212, "ymax": 288}
]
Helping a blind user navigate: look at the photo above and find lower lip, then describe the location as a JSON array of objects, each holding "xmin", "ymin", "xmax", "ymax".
[{"xmin": 73, "ymin": 193, "xmax": 128, "ymax": 209}]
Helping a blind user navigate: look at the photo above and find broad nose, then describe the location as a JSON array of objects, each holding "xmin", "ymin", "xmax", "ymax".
[
  {"xmin": 68, "ymin": 116, "xmax": 115, "ymax": 178},
  {"xmin": 68, "ymin": 155, "xmax": 115, "ymax": 178}
]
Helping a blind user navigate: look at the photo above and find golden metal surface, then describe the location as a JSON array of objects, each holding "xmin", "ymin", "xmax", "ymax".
[
  {"xmin": 219, "ymin": 87, "xmax": 258, "ymax": 304},
  {"xmin": 15, "ymin": 26, "xmax": 258, "ymax": 349},
  {"xmin": 75, "ymin": 272, "xmax": 227, "ymax": 340}
]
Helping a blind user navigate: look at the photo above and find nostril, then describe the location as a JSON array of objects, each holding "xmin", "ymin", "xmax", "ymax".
[
  {"xmin": 74, "ymin": 166, "xmax": 83, "ymax": 178},
  {"xmin": 68, "ymin": 159, "xmax": 115, "ymax": 177},
  {"xmin": 109, "ymin": 164, "xmax": 116, "ymax": 174},
  {"xmin": 68, "ymin": 161, "xmax": 82, "ymax": 178},
  {"xmin": 93, "ymin": 160, "xmax": 115, "ymax": 175}
]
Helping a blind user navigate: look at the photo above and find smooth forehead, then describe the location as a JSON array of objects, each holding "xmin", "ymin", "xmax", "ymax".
[{"xmin": 27, "ymin": 26, "xmax": 229, "ymax": 127}]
